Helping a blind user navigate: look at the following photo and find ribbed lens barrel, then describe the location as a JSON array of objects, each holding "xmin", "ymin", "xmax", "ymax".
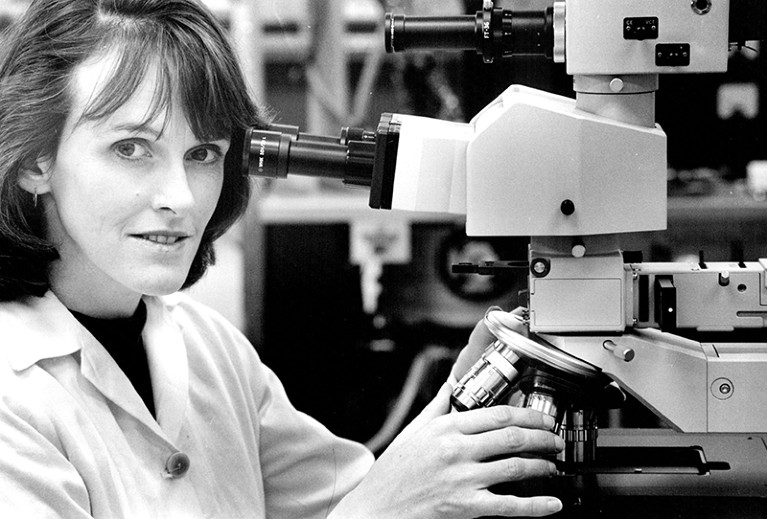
[
  {"xmin": 562, "ymin": 409, "xmax": 598, "ymax": 465},
  {"xmin": 525, "ymin": 391, "xmax": 560, "ymax": 424},
  {"xmin": 451, "ymin": 340, "xmax": 524, "ymax": 412}
]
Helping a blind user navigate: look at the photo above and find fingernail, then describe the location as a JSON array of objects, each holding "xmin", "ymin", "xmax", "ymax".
[
  {"xmin": 543, "ymin": 415, "xmax": 556, "ymax": 430},
  {"xmin": 547, "ymin": 499, "xmax": 563, "ymax": 513},
  {"xmin": 555, "ymin": 435, "xmax": 565, "ymax": 451}
]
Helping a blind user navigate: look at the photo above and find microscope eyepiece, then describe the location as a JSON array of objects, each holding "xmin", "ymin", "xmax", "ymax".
[
  {"xmin": 385, "ymin": 13, "xmax": 477, "ymax": 54},
  {"xmin": 238, "ymin": 114, "xmax": 401, "ymax": 210},
  {"xmin": 385, "ymin": 7, "xmax": 555, "ymax": 63},
  {"xmin": 242, "ymin": 124, "xmax": 377, "ymax": 188}
]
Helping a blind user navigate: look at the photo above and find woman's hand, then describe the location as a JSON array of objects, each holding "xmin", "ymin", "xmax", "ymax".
[
  {"xmin": 451, "ymin": 317, "xmax": 496, "ymax": 383},
  {"xmin": 330, "ymin": 383, "xmax": 564, "ymax": 519},
  {"xmin": 452, "ymin": 307, "xmax": 528, "ymax": 382}
]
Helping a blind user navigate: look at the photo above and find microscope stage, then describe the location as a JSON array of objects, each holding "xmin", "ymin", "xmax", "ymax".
[
  {"xmin": 505, "ymin": 429, "xmax": 767, "ymax": 518},
  {"xmin": 580, "ymin": 429, "xmax": 767, "ymax": 498}
]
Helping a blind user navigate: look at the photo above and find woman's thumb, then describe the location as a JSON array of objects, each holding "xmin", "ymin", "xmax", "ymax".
[
  {"xmin": 388, "ymin": 382, "xmax": 453, "ymax": 448},
  {"xmin": 416, "ymin": 382, "xmax": 453, "ymax": 422}
]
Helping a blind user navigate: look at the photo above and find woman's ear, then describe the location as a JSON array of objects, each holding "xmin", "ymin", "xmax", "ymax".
[{"xmin": 17, "ymin": 156, "xmax": 53, "ymax": 196}]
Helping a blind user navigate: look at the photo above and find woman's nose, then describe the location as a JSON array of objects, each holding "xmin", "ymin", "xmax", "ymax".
[{"xmin": 150, "ymin": 160, "xmax": 195, "ymax": 214}]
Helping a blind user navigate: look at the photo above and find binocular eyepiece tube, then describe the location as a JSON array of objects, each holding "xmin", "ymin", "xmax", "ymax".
[
  {"xmin": 242, "ymin": 124, "xmax": 377, "ymax": 187},
  {"xmin": 237, "ymin": 114, "xmax": 402, "ymax": 211},
  {"xmin": 385, "ymin": 6, "xmax": 555, "ymax": 63}
]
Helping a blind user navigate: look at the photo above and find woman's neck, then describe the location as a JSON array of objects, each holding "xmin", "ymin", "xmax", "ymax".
[{"xmin": 49, "ymin": 267, "xmax": 142, "ymax": 318}]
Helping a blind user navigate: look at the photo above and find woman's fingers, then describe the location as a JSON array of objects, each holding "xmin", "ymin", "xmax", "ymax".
[
  {"xmin": 451, "ymin": 405, "xmax": 556, "ymax": 435},
  {"xmin": 475, "ymin": 492, "xmax": 564, "ymax": 518},
  {"xmin": 470, "ymin": 425, "xmax": 564, "ymax": 460},
  {"xmin": 479, "ymin": 456, "xmax": 558, "ymax": 486}
]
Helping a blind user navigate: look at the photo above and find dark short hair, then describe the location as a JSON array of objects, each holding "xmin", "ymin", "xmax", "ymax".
[{"xmin": 0, "ymin": 0, "xmax": 265, "ymax": 301}]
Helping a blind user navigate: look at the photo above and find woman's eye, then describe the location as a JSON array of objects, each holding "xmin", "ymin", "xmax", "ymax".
[
  {"xmin": 114, "ymin": 141, "xmax": 150, "ymax": 160},
  {"xmin": 188, "ymin": 146, "xmax": 221, "ymax": 164}
]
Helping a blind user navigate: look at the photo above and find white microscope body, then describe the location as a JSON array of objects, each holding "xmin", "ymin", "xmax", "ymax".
[
  {"xmin": 243, "ymin": 0, "xmax": 767, "ymax": 508},
  {"xmin": 381, "ymin": 0, "xmax": 767, "ymax": 435}
]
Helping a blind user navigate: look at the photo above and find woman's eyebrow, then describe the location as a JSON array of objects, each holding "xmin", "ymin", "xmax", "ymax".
[{"xmin": 108, "ymin": 122, "xmax": 164, "ymax": 139}]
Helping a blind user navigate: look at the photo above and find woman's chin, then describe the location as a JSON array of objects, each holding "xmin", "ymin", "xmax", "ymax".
[{"xmin": 134, "ymin": 278, "xmax": 187, "ymax": 298}]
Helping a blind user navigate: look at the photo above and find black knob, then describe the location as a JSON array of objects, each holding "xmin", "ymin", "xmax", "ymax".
[{"xmin": 560, "ymin": 199, "xmax": 575, "ymax": 216}]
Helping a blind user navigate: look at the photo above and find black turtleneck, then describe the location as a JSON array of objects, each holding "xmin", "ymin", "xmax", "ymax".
[{"xmin": 70, "ymin": 301, "xmax": 156, "ymax": 418}]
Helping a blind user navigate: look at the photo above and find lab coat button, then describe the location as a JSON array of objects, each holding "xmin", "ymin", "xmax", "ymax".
[{"xmin": 164, "ymin": 452, "xmax": 190, "ymax": 478}]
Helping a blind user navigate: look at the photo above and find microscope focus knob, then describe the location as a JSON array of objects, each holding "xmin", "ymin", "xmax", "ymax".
[
  {"xmin": 603, "ymin": 340, "xmax": 635, "ymax": 362},
  {"xmin": 571, "ymin": 239, "xmax": 586, "ymax": 258}
]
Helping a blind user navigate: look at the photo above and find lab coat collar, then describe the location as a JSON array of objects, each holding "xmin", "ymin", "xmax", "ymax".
[
  {"xmin": 1, "ymin": 291, "xmax": 84, "ymax": 372},
  {"xmin": 0, "ymin": 292, "xmax": 160, "ymax": 428},
  {"xmin": 1, "ymin": 291, "xmax": 189, "ymax": 444}
]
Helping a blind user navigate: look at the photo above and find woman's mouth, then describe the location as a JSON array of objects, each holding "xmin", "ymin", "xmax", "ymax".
[
  {"xmin": 143, "ymin": 234, "xmax": 183, "ymax": 245},
  {"xmin": 131, "ymin": 233, "xmax": 190, "ymax": 246}
]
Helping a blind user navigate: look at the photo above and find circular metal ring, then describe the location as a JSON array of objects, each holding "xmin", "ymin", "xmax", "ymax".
[
  {"xmin": 552, "ymin": 1, "xmax": 566, "ymax": 63},
  {"xmin": 484, "ymin": 308, "xmax": 600, "ymax": 378},
  {"xmin": 691, "ymin": 0, "xmax": 712, "ymax": 15}
]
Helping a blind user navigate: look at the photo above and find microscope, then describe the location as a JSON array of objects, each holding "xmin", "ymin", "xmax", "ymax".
[{"xmin": 235, "ymin": 0, "xmax": 767, "ymax": 516}]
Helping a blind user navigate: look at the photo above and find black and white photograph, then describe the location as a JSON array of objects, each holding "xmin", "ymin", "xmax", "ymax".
[{"xmin": 0, "ymin": 0, "xmax": 764, "ymax": 517}]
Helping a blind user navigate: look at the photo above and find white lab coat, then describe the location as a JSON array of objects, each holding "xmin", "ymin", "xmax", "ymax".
[{"xmin": 0, "ymin": 291, "xmax": 373, "ymax": 518}]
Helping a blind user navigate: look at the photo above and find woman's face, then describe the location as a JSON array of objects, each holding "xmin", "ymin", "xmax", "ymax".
[{"xmin": 40, "ymin": 52, "xmax": 228, "ymax": 316}]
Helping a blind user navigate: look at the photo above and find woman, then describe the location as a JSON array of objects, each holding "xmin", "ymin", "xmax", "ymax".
[{"xmin": 0, "ymin": 0, "xmax": 563, "ymax": 517}]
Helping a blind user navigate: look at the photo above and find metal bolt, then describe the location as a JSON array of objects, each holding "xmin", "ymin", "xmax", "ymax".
[{"xmin": 603, "ymin": 340, "xmax": 635, "ymax": 362}]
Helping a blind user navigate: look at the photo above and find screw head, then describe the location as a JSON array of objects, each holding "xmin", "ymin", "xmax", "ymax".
[
  {"xmin": 530, "ymin": 258, "xmax": 551, "ymax": 278},
  {"xmin": 711, "ymin": 377, "xmax": 734, "ymax": 400}
]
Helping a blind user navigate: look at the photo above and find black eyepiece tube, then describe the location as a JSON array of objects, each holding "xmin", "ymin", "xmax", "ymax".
[
  {"xmin": 237, "ymin": 115, "xmax": 401, "ymax": 210},
  {"xmin": 385, "ymin": 13, "xmax": 477, "ymax": 52},
  {"xmin": 242, "ymin": 125, "xmax": 376, "ymax": 187},
  {"xmin": 385, "ymin": 8, "xmax": 554, "ymax": 63},
  {"xmin": 508, "ymin": 10, "xmax": 555, "ymax": 58}
]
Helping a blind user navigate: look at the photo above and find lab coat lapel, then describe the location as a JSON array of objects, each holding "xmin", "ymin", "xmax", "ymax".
[
  {"xmin": 3, "ymin": 291, "xmax": 184, "ymax": 447},
  {"xmin": 79, "ymin": 327, "xmax": 168, "ymax": 440},
  {"xmin": 3, "ymin": 292, "xmax": 164, "ymax": 439},
  {"xmin": 143, "ymin": 296, "xmax": 189, "ymax": 443}
]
